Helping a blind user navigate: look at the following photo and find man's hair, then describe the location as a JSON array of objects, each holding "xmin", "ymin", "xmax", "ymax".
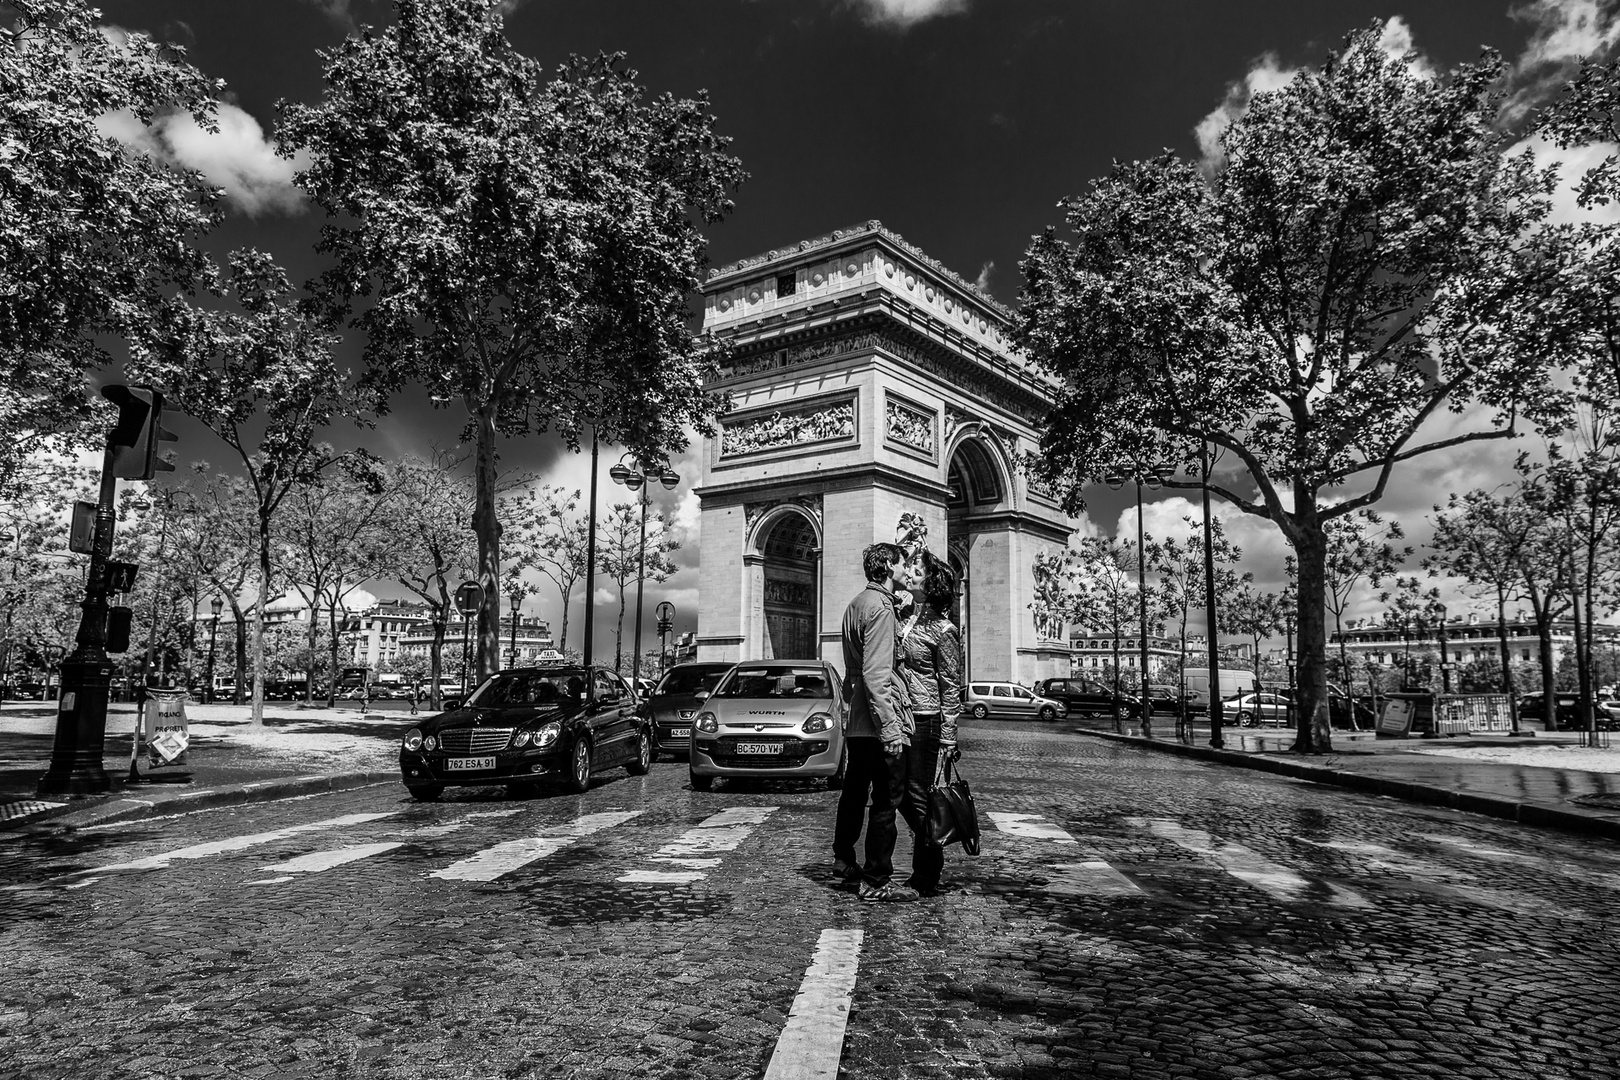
[
  {"xmin": 862, "ymin": 542, "xmax": 905, "ymax": 583},
  {"xmin": 921, "ymin": 550, "xmax": 956, "ymax": 614}
]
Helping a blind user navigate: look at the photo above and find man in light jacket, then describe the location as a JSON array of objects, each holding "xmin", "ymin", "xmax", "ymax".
[{"xmin": 833, "ymin": 542, "xmax": 917, "ymax": 902}]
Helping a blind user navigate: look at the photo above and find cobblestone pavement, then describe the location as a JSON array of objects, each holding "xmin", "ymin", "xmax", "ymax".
[{"xmin": 2, "ymin": 719, "xmax": 1618, "ymax": 1079}]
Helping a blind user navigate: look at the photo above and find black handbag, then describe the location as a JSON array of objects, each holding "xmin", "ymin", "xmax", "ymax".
[{"xmin": 927, "ymin": 749, "xmax": 980, "ymax": 855}]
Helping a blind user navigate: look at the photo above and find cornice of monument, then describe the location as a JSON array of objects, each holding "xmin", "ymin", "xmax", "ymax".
[{"xmin": 705, "ymin": 219, "xmax": 1015, "ymax": 323}]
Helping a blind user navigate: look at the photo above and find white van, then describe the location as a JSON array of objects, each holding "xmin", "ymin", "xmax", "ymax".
[{"xmin": 1181, "ymin": 667, "xmax": 1257, "ymax": 713}]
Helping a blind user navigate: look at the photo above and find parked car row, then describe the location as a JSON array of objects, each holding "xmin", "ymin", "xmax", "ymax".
[{"xmin": 398, "ymin": 659, "xmax": 849, "ymax": 801}]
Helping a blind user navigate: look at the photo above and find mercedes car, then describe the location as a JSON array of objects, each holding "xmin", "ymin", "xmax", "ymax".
[
  {"xmin": 398, "ymin": 665, "xmax": 651, "ymax": 801},
  {"xmin": 639, "ymin": 661, "xmax": 733, "ymax": 760},
  {"xmin": 688, "ymin": 659, "xmax": 847, "ymax": 791}
]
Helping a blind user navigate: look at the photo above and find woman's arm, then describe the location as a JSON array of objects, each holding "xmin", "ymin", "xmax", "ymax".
[{"xmin": 937, "ymin": 622, "xmax": 963, "ymax": 747}]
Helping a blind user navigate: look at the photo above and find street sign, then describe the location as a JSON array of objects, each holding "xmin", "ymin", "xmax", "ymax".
[{"xmin": 454, "ymin": 581, "xmax": 483, "ymax": 615}]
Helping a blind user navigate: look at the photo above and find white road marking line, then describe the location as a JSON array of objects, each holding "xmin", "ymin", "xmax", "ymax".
[
  {"xmin": 621, "ymin": 870, "xmax": 707, "ymax": 883},
  {"xmin": 987, "ymin": 812, "xmax": 1077, "ymax": 843},
  {"xmin": 262, "ymin": 842, "xmax": 404, "ymax": 874},
  {"xmin": 1295, "ymin": 838, "xmax": 1474, "ymax": 881},
  {"xmin": 89, "ymin": 812, "xmax": 398, "ymax": 873},
  {"xmin": 762, "ymin": 928, "xmax": 864, "ymax": 1080},
  {"xmin": 244, "ymin": 876, "xmax": 294, "ymax": 886},
  {"xmin": 619, "ymin": 806, "xmax": 779, "ymax": 883},
  {"xmin": 1047, "ymin": 860, "xmax": 1142, "ymax": 896},
  {"xmin": 1417, "ymin": 834, "xmax": 1536, "ymax": 863},
  {"xmin": 431, "ymin": 810, "xmax": 641, "ymax": 882},
  {"xmin": 1132, "ymin": 818, "xmax": 1370, "ymax": 909}
]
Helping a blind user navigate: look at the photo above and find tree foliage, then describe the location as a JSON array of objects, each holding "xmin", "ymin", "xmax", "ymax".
[
  {"xmin": 501, "ymin": 484, "xmax": 587, "ymax": 654},
  {"xmin": 0, "ymin": 0, "xmax": 222, "ymax": 490},
  {"xmin": 596, "ymin": 500, "xmax": 679, "ymax": 675},
  {"xmin": 276, "ymin": 0, "xmax": 745, "ymax": 680},
  {"xmin": 1018, "ymin": 24, "xmax": 1580, "ymax": 751}
]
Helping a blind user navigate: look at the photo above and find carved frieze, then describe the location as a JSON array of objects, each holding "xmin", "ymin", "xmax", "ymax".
[
  {"xmin": 884, "ymin": 397, "xmax": 936, "ymax": 455},
  {"xmin": 721, "ymin": 402, "xmax": 855, "ymax": 458},
  {"xmin": 944, "ymin": 405, "xmax": 973, "ymax": 433}
]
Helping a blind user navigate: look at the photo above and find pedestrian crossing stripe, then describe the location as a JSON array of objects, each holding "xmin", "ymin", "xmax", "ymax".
[
  {"xmin": 431, "ymin": 810, "xmax": 643, "ymax": 882},
  {"xmin": 1130, "ymin": 818, "xmax": 1372, "ymax": 909},
  {"xmin": 620, "ymin": 806, "xmax": 779, "ymax": 884},
  {"xmin": 90, "ymin": 812, "xmax": 398, "ymax": 873},
  {"xmin": 987, "ymin": 812, "xmax": 1076, "ymax": 843}
]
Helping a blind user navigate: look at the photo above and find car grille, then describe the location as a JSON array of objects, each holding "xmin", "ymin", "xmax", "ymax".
[
  {"xmin": 438, "ymin": 728, "xmax": 514, "ymax": 754},
  {"xmin": 707, "ymin": 736, "xmax": 825, "ymax": 768}
]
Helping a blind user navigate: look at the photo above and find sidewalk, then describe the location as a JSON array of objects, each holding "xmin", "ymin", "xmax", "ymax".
[
  {"xmin": 0, "ymin": 700, "xmax": 411, "ymax": 833},
  {"xmin": 1071, "ymin": 715, "xmax": 1620, "ymax": 841}
]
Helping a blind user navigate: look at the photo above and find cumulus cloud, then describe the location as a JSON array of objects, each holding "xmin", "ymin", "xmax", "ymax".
[
  {"xmin": 974, "ymin": 261, "xmax": 995, "ymax": 292},
  {"xmin": 96, "ymin": 102, "xmax": 306, "ymax": 217},
  {"xmin": 846, "ymin": 0, "xmax": 968, "ymax": 30},
  {"xmin": 1194, "ymin": 16, "xmax": 1435, "ymax": 172},
  {"xmin": 1514, "ymin": 0, "xmax": 1620, "ymax": 69},
  {"xmin": 1506, "ymin": 0, "xmax": 1620, "ymax": 120}
]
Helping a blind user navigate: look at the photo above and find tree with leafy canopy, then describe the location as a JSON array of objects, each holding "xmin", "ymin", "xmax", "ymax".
[
  {"xmin": 596, "ymin": 501, "xmax": 680, "ymax": 675},
  {"xmin": 1379, "ymin": 575, "xmax": 1444, "ymax": 690},
  {"xmin": 384, "ymin": 451, "xmax": 476, "ymax": 710},
  {"xmin": 0, "ymin": 0, "xmax": 222, "ymax": 493},
  {"xmin": 1324, "ymin": 510, "xmax": 1409, "ymax": 693},
  {"xmin": 1226, "ymin": 584, "xmax": 1286, "ymax": 696},
  {"xmin": 501, "ymin": 485, "xmax": 588, "ymax": 656},
  {"xmin": 167, "ymin": 469, "xmax": 258, "ymax": 703},
  {"xmin": 1018, "ymin": 24, "xmax": 1581, "ymax": 753},
  {"xmin": 276, "ymin": 0, "xmax": 746, "ymax": 682},
  {"xmin": 132, "ymin": 249, "xmax": 361, "ymax": 726},
  {"xmin": 1147, "ymin": 517, "xmax": 1249, "ymax": 718}
]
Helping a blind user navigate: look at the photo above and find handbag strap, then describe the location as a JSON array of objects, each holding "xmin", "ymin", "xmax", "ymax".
[{"xmin": 933, "ymin": 747, "xmax": 957, "ymax": 787}]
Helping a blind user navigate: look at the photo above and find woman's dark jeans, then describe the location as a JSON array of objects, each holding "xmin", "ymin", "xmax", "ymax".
[{"xmin": 899, "ymin": 712, "xmax": 947, "ymax": 892}]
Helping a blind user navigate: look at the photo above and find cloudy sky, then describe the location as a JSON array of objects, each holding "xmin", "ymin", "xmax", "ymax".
[{"xmin": 89, "ymin": 0, "xmax": 1620, "ymax": 650}]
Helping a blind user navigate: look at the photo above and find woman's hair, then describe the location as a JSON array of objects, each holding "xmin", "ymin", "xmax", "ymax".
[{"xmin": 921, "ymin": 551, "xmax": 956, "ymax": 615}]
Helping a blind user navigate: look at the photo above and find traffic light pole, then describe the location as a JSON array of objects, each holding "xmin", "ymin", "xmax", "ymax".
[{"xmin": 37, "ymin": 442, "xmax": 119, "ymax": 796}]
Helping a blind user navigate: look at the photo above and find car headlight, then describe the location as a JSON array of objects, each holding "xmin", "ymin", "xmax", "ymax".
[
  {"xmin": 512, "ymin": 730, "xmax": 532, "ymax": 748},
  {"xmin": 423, "ymin": 734, "xmax": 438, "ymax": 752},
  {"xmin": 696, "ymin": 711, "xmax": 719, "ymax": 733},
  {"xmin": 533, "ymin": 721, "xmax": 561, "ymax": 749},
  {"xmin": 802, "ymin": 712, "xmax": 832, "ymax": 734},
  {"xmin": 402, "ymin": 728, "xmax": 423, "ymax": 751}
]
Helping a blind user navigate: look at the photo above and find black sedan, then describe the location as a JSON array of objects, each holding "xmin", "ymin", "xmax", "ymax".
[
  {"xmin": 399, "ymin": 665, "xmax": 650, "ymax": 801},
  {"xmin": 639, "ymin": 661, "xmax": 733, "ymax": 760}
]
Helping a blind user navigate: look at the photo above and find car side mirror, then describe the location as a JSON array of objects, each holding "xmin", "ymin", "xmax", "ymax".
[
  {"xmin": 442, "ymin": 696, "xmax": 463, "ymax": 711},
  {"xmin": 694, "ymin": 690, "xmax": 710, "ymax": 702}
]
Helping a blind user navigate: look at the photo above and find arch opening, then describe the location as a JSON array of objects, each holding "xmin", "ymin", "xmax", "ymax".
[{"xmin": 759, "ymin": 511, "xmax": 819, "ymax": 659}]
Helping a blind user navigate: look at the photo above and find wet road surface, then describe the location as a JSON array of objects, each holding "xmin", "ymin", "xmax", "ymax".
[{"xmin": 2, "ymin": 719, "xmax": 1617, "ymax": 1079}]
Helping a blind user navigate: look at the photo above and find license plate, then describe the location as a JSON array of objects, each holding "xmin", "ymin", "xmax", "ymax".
[
  {"xmin": 735, "ymin": 742, "xmax": 781, "ymax": 755},
  {"xmin": 670, "ymin": 728, "xmax": 691, "ymax": 739},
  {"xmin": 446, "ymin": 756, "xmax": 495, "ymax": 771}
]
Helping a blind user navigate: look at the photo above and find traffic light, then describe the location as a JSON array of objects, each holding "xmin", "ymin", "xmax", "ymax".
[
  {"xmin": 106, "ymin": 607, "xmax": 133, "ymax": 654},
  {"xmin": 102, "ymin": 384, "xmax": 177, "ymax": 480}
]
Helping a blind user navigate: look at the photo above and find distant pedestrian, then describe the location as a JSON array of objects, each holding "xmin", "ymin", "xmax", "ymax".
[
  {"xmin": 409, "ymin": 684, "xmax": 421, "ymax": 715},
  {"xmin": 895, "ymin": 550, "xmax": 962, "ymax": 897},
  {"xmin": 834, "ymin": 541, "xmax": 918, "ymax": 902}
]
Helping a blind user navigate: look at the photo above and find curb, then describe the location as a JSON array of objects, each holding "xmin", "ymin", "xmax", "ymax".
[
  {"xmin": 1073, "ymin": 728, "xmax": 1620, "ymax": 842},
  {"xmin": 0, "ymin": 770, "xmax": 398, "ymax": 834}
]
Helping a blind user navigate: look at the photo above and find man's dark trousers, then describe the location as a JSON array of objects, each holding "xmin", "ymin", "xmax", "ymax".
[{"xmin": 833, "ymin": 735, "xmax": 908, "ymax": 887}]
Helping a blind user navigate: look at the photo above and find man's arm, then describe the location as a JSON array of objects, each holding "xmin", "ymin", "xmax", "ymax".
[
  {"xmin": 937, "ymin": 624, "xmax": 963, "ymax": 748},
  {"xmin": 861, "ymin": 597, "xmax": 903, "ymax": 748}
]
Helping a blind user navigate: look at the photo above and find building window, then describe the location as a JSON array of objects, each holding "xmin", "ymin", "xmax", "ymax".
[{"xmin": 777, "ymin": 272, "xmax": 796, "ymax": 297}]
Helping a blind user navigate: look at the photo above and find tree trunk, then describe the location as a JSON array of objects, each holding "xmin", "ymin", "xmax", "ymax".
[
  {"xmin": 327, "ymin": 597, "xmax": 343, "ymax": 709},
  {"xmin": 251, "ymin": 510, "xmax": 270, "ymax": 728},
  {"xmin": 616, "ymin": 585, "xmax": 628, "ymax": 674},
  {"xmin": 1535, "ymin": 606, "xmax": 1557, "ymax": 730},
  {"xmin": 472, "ymin": 402, "xmax": 502, "ymax": 684},
  {"xmin": 558, "ymin": 594, "xmax": 570, "ymax": 657},
  {"xmin": 430, "ymin": 616, "xmax": 445, "ymax": 710},
  {"xmin": 1290, "ymin": 507, "xmax": 1333, "ymax": 754},
  {"xmin": 230, "ymin": 599, "xmax": 247, "ymax": 706}
]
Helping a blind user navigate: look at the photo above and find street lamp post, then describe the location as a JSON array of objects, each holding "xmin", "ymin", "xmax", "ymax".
[
  {"xmin": 1198, "ymin": 440, "xmax": 1225, "ymax": 750},
  {"xmin": 508, "ymin": 592, "xmax": 522, "ymax": 669},
  {"xmin": 1105, "ymin": 465, "xmax": 1165, "ymax": 738},
  {"xmin": 205, "ymin": 596, "xmax": 223, "ymax": 703},
  {"xmin": 655, "ymin": 601, "xmax": 676, "ymax": 678},
  {"xmin": 1437, "ymin": 604, "xmax": 1452, "ymax": 694},
  {"xmin": 610, "ymin": 455, "xmax": 680, "ymax": 687}
]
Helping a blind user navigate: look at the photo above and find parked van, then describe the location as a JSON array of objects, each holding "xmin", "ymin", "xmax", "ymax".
[{"xmin": 1181, "ymin": 667, "xmax": 1257, "ymax": 713}]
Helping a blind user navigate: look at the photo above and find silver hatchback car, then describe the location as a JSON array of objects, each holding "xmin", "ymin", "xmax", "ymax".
[
  {"xmin": 964, "ymin": 681, "xmax": 1068, "ymax": 722},
  {"xmin": 689, "ymin": 660, "xmax": 847, "ymax": 791}
]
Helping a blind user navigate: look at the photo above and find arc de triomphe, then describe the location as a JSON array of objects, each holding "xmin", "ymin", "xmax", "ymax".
[{"xmin": 693, "ymin": 221, "xmax": 1073, "ymax": 684}]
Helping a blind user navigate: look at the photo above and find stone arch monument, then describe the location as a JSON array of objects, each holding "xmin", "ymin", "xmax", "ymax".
[{"xmin": 694, "ymin": 221, "xmax": 1074, "ymax": 683}]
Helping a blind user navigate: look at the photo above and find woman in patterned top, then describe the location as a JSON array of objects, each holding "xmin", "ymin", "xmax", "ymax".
[{"xmin": 896, "ymin": 549, "xmax": 963, "ymax": 897}]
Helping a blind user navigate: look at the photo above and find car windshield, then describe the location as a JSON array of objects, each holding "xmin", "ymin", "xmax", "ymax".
[
  {"xmin": 655, "ymin": 666, "xmax": 728, "ymax": 696},
  {"xmin": 464, "ymin": 669, "xmax": 587, "ymax": 708},
  {"xmin": 713, "ymin": 665, "xmax": 832, "ymax": 699}
]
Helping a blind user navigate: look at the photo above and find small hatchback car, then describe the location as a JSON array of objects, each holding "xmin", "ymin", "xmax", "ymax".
[
  {"xmin": 639, "ymin": 661, "xmax": 733, "ymax": 760},
  {"xmin": 399, "ymin": 665, "xmax": 650, "ymax": 801},
  {"xmin": 688, "ymin": 659, "xmax": 846, "ymax": 791}
]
